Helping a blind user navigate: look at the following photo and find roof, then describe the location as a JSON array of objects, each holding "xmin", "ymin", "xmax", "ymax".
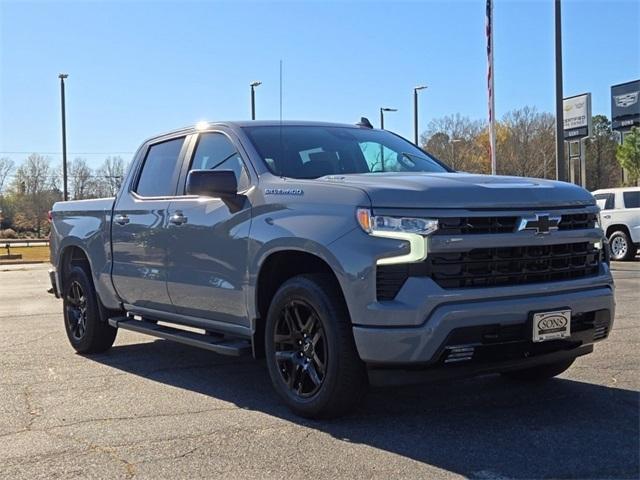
[
  {"xmin": 592, "ymin": 187, "xmax": 640, "ymax": 194},
  {"xmin": 149, "ymin": 120, "xmax": 370, "ymax": 141}
]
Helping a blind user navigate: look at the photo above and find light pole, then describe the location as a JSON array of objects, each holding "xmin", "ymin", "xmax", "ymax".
[
  {"xmin": 413, "ymin": 85, "xmax": 427, "ymax": 145},
  {"xmin": 250, "ymin": 81, "xmax": 261, "ymax": 120},
  {"xmin": 554, "ymin": 0, "xmax": 565, "ymax": 181},
  {"xmin": 379, "ymin": 107, "xmax": 397, "ymax": 130},
  {"xmin": 59, "ymin": 73, "xmax": 69, "ymax": 201},
  {"xmin": 451, "ymin": 138, "xmax": 462, "ymax": 170}
]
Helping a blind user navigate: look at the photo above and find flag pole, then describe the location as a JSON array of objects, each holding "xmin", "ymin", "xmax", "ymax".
[{"xmin": 487, "ymin": 0, "xmax": 497, "ymax": 175}]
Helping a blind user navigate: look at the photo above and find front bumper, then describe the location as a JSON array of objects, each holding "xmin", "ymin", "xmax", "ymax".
[{"xmin": 352, "ymin": 284, "xmax": 614, "ymax": 365}]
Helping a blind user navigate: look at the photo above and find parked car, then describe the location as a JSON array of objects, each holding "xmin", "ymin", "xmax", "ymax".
[
  {"xmin": 592, "ymin": 187, "xmax": 640, "ymax": 261},
  {"xmin": 49, "ymin": 120, "xmax": 614, "ymax": 418}
]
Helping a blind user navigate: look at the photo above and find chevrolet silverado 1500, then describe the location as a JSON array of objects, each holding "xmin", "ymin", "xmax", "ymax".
[{"xmin": 49, "ymin": 120, "xmax": 614, "ymax": 418}]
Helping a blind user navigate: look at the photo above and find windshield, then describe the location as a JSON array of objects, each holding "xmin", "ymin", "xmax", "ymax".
[{"xmin": 242, "ymin": 125, "xmax": 450, "ymax": 179}]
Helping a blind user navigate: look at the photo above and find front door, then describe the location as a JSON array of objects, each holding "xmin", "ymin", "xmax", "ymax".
[
  {"xmin": 166, "ymin": 131, "xmax": 253, "ymax": 327},
  {"xmin": 111, "ymin": 135, "xmax": 187, "ymax": 311}
]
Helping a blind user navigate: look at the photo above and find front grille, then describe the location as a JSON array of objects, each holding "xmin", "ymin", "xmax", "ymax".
[
  {"xmin": 376, "ymin": 241, "xmax": 601, "ymax": 299},
  {"xmin": 427, "ymin": 242, "xmax": 600, "ymax": 289},
  {"xmin": 435, "ymin": 216, "xmax": 518, "ymax": 235},
  {"xmin": 558, "ymin": 213, "xmax": 597, "ymax": 230},
  {"xmin": 433, "ymin": 212, "xmax": 597, "ymax": 235}
]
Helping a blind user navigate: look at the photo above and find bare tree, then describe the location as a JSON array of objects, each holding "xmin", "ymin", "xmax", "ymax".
[
  {"xmin": 0, "ymin": 157, "xmax": 15, "ymax": 194},
  {"xmin": 11, "ymin": 154, "xmax": 60, "ymax": 235},
  {"xmin": 68, "ymin": 158, "xmax": 94, "ymax": 200},
  {"xmin": 95, "ymin": 156, "xmax": 126, "ymax": 197},
  {"xmin": 499, "ymin": 107, "xmax": 555, "ymax": 178},
  {"xmin": 421, "ymin": 114, "xmax": 488, "ymax": 172},
  {"xmin": 585, "ymin": 115, "xmax": 621, "ymax": 190}
]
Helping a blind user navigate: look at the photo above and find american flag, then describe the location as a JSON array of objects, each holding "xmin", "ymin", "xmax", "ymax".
[{"xmin": 486, "ymin": 0, "xmax": 497, "ymax": 174}]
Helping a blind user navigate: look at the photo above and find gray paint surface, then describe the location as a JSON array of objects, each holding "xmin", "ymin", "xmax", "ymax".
[{"xmin": 50, "ymin": 120, "xmax": 615, "ymax": 365}]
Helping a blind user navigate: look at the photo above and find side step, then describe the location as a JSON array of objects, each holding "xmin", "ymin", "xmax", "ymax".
[{"xmin": 108, "ymin": 317, "xmax": 252, "ymax": 357}]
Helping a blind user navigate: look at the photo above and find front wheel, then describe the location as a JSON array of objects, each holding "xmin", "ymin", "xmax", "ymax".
[
  {"xmin": 501, "ymin": 358, "xmax": 575, "ymax": 381},
  {"xmin": 63, "ymin": 266, "xmax": 117, "ymax": 353},
  {"xmin": 264, "ymin": 274, "xmax": 368, "ymax": 418}
]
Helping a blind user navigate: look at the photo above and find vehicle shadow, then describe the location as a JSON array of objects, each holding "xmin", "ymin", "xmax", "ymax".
[{"xmin": 88, "ymin": 339, "xmax": 639, "ymax": 479}]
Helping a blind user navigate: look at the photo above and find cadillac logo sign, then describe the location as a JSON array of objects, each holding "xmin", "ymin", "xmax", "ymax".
[
  {"xmin": 614, "ymin": 91, "xmax": 639, "ymax": 108},
  {"xmin": 611, "ymin": 80, "xmax": 640, "ymax": 131}
]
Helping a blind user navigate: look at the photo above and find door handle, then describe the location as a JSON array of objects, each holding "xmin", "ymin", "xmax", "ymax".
[
  {"xmin": 169, "ymin": 212, "xmax": 188, "ymax": 225},
  {"xmin": 603, "ymin": 215, "xmax": 611, "ymax": 219},
  {"xmin": 114, "ymin": 214, "xmax": 130, "ymax": 225}
]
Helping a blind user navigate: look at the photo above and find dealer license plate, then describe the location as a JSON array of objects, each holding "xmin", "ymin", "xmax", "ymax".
[{"xmin": 532, "ymin": 310, "xmax": 571, "ymax": 343}]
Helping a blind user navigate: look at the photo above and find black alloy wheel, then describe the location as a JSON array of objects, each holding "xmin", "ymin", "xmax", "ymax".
[
  {"xmin": 273, "ymin": 300, "xmax": 327, "ymax": 398},
  {"xmin": 264, "ymin": 274, "xmax": 368, "ymax": 418},
  {"xmin": 62, "ymin": 265, "xmax": 117, "ymax": 353},
  {"xmin": 65, "ymin": 280, "xmax": 88, "ymax": 341}
]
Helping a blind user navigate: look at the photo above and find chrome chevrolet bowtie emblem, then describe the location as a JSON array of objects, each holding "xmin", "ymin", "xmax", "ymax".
[{"xmin": 518, "ymin": 213, "xmax": 561, "ymax": 235}]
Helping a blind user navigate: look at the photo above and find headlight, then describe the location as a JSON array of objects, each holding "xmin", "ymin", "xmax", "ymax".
[
  {"xmin": 356, "ymin": 208, "xmax": 438, "ymax": 235},
  {"xmin": 356, "ymin": 208, "xmax": 438, "ymax": 265}
]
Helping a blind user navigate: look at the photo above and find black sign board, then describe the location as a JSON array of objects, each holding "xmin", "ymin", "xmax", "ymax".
[{"xmin": 611, "ymin": 80, "xmax": 640, "ymax": 131}]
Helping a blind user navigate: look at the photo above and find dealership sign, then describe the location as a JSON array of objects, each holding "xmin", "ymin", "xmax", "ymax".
[
  {"xmin": 563, "ymin": 93, "xmax": 592, "ymax": 140},
  {"xmin": 611, "ymin": 80, "xmax": 640, "ymax": 131}
]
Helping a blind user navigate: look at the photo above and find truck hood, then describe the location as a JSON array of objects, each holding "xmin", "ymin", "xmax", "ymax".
[{"xmin": 321, "ymin": 172, "xmax": 594, "ymax": 209}]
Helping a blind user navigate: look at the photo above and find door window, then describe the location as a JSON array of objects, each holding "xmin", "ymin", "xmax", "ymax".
[
  {"xmin": 135, "ymin": 137, "xmax": 185, "ymax": 197},
  {"xmin": 189, "ymin": 133, "xmax": 250, "ymax": 191},
  {"xmin": 594, "ymin": 193, "xmax": 614, "ymax": 210},
  {"xmin": 623, "ymin": 191, "xmax": 640, "ymax": 209}
]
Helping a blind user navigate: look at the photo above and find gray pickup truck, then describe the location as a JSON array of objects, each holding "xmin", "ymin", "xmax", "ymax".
[{"xmin": 49, "ymin": 120, "xmax": 614, "ymax": 418}]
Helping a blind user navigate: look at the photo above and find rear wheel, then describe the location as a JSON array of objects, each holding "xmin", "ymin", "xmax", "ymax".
[
  {"xmin": 265, "ymin": 274, "xmax": 368, "ymax": 418},
  {"xmin": 609, "ymin": 230, "xmax": 635, "ymax": 261},
  {"xmin": 501, "ymin": 358, "xmax": 575, "ymax": 381},
  {"xmin": 63, "ymin": 266, "xmax": 117, "ymax": 353}
]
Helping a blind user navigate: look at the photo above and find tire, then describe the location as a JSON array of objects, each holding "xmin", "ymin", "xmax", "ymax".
[
  {"xmin": 608, "ymin": 230, "xmax": 635, "ymax": 261},
  {"xmin": 501, "ymin": 358, "xmax": 575, "ymax": 381},
  {"xmin": 63, "ymin": 266, "xmax": 117, "ymax": 354},
  {"xmin": 264, "ymin": 274, "xmax": 368, "ymax": 418}
]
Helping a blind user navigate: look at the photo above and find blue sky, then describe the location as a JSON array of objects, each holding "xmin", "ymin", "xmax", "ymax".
[{"xmin": 1, "ymin": 0, "xmax": 638, "ymax": 168}]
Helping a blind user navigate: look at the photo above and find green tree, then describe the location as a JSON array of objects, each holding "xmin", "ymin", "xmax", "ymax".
[{"xmin": 617, "ymin": 127, "xmax": 640, "ymax": 185}]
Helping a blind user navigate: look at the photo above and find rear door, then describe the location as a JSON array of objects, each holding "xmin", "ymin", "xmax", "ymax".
[
  {"xmin": 165, "ymin": 130, "xmax": 254, "ymax": 328},
  {"xmin": 621, "ymin": 190, "xmax": 640, "ymax": 243},
  {"xmin": 111, "ymin": 134, "xmax": 190, "ymax": 311}
]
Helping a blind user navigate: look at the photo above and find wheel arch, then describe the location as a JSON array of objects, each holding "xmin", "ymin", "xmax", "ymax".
[
  {"xmin": 58, "ymin": 244, "xmax": 92, "ymax": 294},
  {"xmin": 255, "ymin": 249, "xmax": 348, "ymax": 324},
  {"xmin": 58, "ymin": 243, "xmax": 122, "ymax": 321},
  {"xmin": 605, "ymin": 224, "xmax": 631, "ymax": 239}
]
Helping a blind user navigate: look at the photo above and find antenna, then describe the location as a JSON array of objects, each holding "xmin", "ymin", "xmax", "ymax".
[{"xmin": 279, "ymin": 59, "xmax": 283, "ymax": 122}]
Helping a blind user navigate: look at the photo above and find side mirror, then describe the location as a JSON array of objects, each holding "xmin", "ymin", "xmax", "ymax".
[{"xmin": 186, "ymin": 170, "xmax": 238, "ymax": 198}]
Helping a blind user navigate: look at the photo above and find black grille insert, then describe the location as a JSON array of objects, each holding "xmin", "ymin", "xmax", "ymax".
[
  {"xmin": 435, "ymin": 216, "xmax": 518, "ymax": 235},
  {"xmin": 427, "ymin": 242, "xmax": 600, "ymax": 289},
  {"xmin": 434, "ymin": 212, "xmax": 597, "ymax": 235},
  {"xmin": 558, "ymin": 213, "xmax": 597, "ymax": 230},
  {"xmin": 376, "ymin": 241, "xmax": 601, "ymax": 300}
]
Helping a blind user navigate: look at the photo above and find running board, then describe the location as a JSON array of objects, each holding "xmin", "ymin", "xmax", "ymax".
[{"xmin": 108, "ymin": 317, "xmax": 252, "ymax": 357}]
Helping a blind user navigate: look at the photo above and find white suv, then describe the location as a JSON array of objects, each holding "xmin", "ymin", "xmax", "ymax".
[{"xmin": 592, "ymin": 187, "xmax": 640, "ymax": 261}]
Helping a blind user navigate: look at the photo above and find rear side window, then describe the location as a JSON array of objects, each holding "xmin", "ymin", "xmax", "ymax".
[
  {"xmin": 623, "ymin": 191, "xmax": 640, "ymax": 209},
  {"xmin": 136, "ymin": 137, "xmax": 185, "ymax": 197},
  {"xmin": 594, "ymin": 193, "xmax": 614, "ymax": 210},
  {"xmin": 189, "ymin": 133, "xmax": 250, "ymax": 191}
]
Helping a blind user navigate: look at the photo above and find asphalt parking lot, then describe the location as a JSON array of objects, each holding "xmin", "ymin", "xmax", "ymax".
[{"xmin": 1, "ymin": 263, "xmax": 638, "ymax": 479}]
